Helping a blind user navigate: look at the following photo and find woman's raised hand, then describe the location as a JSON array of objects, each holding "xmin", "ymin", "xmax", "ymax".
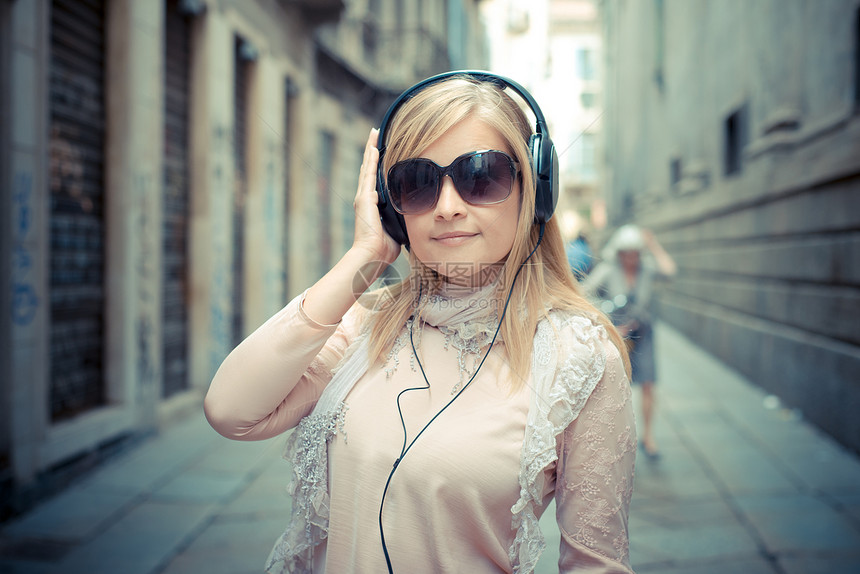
[
  {"xmin": 301, "ymin": 129, "xmax": 400, "ymax": 325},
  {"xmin": 352, "ymin": 128, "xmax": 401, "ymax": 266}
]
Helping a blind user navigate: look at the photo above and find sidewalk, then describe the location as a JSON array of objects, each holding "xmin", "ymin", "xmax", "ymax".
[{"xmin": 2, "ymin": 323, "xmax": 860, "ymax": 573}]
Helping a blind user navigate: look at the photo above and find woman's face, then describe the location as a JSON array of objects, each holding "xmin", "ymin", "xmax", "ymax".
[{"xmin": 402, "ymin": 117, "xmax": 521, "ymax": 287}]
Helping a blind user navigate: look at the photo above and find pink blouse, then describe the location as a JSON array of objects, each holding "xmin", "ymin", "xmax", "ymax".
[{"xmin": 205, "ymin": 295, "xmax": 637, "ymax": 573}]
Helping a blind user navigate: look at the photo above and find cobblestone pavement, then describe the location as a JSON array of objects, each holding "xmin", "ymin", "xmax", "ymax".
[{"xmin": 2, "ymin": 323, "xmax": 860, "ymax": 573}]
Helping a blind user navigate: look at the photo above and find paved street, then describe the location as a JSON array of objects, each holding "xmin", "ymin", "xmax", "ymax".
[{"xmin": 2, "ymin": 323, "xmax": 860, "ymax": 573}]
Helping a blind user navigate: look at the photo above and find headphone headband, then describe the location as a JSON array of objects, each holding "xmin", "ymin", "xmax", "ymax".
[
  {"xmin": 376, "ymin": 70, "xmax": 558, "ymax": 247},
  {"xmin": 377, "ymin": 70, "xmax": 550, "ymax": 154}
]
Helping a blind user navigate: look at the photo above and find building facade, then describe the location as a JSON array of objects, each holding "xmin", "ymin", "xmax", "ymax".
[
  {"xmin": 481, "ymin": 0, "xmax": 606, "ymax": 238},
  {"xmin": 600, "ymin": 0, "xmax": 860, "ymax": 452},
  {"xmin": 0, "ymin": 0, "xmax": 487, "ymax": 516}
]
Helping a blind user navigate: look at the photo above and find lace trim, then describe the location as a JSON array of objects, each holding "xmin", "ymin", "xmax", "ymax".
[
  {"xmin": 509, "ymin": 312, "xmax": 609, "ymax": 573},
  {"xmin": 265, "ymin": 403, "xmax": 348, "ymax": 574},
  {"xmin": 266, "ymin": 326, "xmax": 371, "ymax": 574},
  {"xmin": 383, "ymin": 328, "xmax": 411, "ymax": 380},
  {"xmin": 438, "ymin": 313, "xmax": 499, "ymax": 394},
  {"xmin": 383, "ymin": 315, "xmax": 500, "ymax": 394}
]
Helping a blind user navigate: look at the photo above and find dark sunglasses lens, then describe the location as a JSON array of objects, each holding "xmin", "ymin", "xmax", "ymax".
[
  {"xmin": 453, "ymin": 152, "xmax": 515, "ymax": 205},
  {"xmin": 388, "ymin": 160, "xmax": 440, "ymax": 214}
]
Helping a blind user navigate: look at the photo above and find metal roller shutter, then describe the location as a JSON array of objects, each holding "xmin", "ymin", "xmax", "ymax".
[
  {"xmin": 162, "ymin": 0, "xmax": 191, "ymax": 398},
  {"xmin": 232, "ymin": 36, "xmax": 248, "ymax": 348},
  {"xmin": 318, "ymin": 131, "xmax": 334, "ymax": 273},
  {"xmin": 283, "ymin": 78, "xmax": 298, "ymax": 298},
  {"xmin": 48, "ymin": 0, "xmax": 107, "ymax": 421}
]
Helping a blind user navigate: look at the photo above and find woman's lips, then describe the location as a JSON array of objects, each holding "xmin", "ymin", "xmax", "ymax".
[{"xmin": 432, "ymin": 232, "xmax": 478, "ymax": 246}]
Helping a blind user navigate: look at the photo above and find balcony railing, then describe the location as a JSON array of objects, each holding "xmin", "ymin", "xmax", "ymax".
[{"xmin": 278, "ymin": 0, "xmax": 345, "ymax": 25}]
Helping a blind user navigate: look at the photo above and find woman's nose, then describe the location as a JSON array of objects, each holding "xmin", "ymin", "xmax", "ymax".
[{"xmin": 434, "ymin": 176, "xmax": 466, "ymax": 219}]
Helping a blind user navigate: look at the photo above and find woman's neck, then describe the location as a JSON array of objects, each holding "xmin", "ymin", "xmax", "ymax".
[{"xmin": 439, "ymin": 263, "xmax": 504, "ymax": 290}]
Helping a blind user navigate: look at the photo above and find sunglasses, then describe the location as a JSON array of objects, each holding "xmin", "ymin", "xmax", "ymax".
[{"xmin": 386, "ymin": 150, "xmax": 519, "ymax": 215}]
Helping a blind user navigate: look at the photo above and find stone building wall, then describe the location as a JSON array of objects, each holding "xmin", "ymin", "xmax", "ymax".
[
  {"xmin": 0, "ymin": 0, "xmax": 487, "ymax": 515},
  {"xmin": 600, "ymin": 0, "xmax": 860, "ymax": 453}
]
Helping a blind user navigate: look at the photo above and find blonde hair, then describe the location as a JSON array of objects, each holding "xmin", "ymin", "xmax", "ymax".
[{"xmin": 365, "ymin": 75, "xmax": 630, "ymax": 386}]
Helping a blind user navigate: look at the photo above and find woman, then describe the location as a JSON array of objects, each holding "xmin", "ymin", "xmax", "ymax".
[
  {"xmin": 582, "ymin": 225, "xmax": 676, "ymax": 461},
  {"xmin": 205, "ymin": 73, "xmax": 636, "ymax": 574}
]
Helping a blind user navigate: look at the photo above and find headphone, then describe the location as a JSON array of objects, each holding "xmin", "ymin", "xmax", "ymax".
[{"xmin": 376, "ymin": 70, "xmax": 559, "ymax": 248}]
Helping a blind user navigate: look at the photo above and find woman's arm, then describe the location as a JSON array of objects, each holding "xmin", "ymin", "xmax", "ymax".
[
  {"xmin": 642, "ymin": 229, "xmax": 677, "ymax": 277},
  {"xmin": 555, "ymin": 339, "xmax": 637, "ymax": 573},
  {"xmin": 203, "ymin": 293, "xmax": 358, "ymax": 441}
]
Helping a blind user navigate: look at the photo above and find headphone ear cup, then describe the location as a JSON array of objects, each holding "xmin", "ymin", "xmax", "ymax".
[
  {"xmin": 377, "ymin": 165, "xmax": 410, "ymax": 247},
  {"xmin": 529, "ymin": 134, "xmax": 558, "ymax": 224}
]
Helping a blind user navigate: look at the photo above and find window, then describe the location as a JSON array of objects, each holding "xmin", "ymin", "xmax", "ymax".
[
  {"xmin": 670, "ymin": 157, "xmax": 682, "ymax": 187},
  {"xmin": 580, "ymin": 133, "xmax": 596, "ymax": 179},
  {"xmin": 577, "ymin": 48, "xmax": 595, "ymax": 81},
  {"xmin": 724, "ymin": 105, "xmax": 747, "ymax": 176},
  {"xmin": 855, "ymin": 8, "xmax": 860, "ymax": 109},
  {"xmin": 362, "ymin": 2, "xmax": 380, "ymax": 66},
  {"xmin": 580, "ymin": 92, "xmax": 597, "ymax": 108},
  {"xmin": 654, "ymin": 0, "xmax": 665, "ymax": 91},
  {"xmin": 283, "ymin": 77, "xmax": 298, "ymax": 296},
  {"xmin": 318, "ymin": 132, "xmax": 335, "ymax": 270}
]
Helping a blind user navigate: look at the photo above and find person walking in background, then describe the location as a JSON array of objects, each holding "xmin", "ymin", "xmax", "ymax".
[
  {"xmin": 204, "ymin": 72, "xmax": 637, "ymax": 573},
  {"xmin": 583, "ymin": 224, "xmax": 676, "ymax": 460},
  {"xmin": 560, "ymin": 211, "xmax": 594, "ymax": 280}
]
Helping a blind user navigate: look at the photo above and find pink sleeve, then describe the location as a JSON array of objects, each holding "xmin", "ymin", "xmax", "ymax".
[
  {"xmin": 203, "ymin": 293, "xmax": 361, "ymax": 441},
  {"xmin": 556, "ymin": 341, "xmax": 637, "ymax": 573}
]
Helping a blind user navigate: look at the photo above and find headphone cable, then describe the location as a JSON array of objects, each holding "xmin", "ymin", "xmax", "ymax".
[{"xmin": 379, "ymin": 223, "xmax": 545, "ymax": 573}]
